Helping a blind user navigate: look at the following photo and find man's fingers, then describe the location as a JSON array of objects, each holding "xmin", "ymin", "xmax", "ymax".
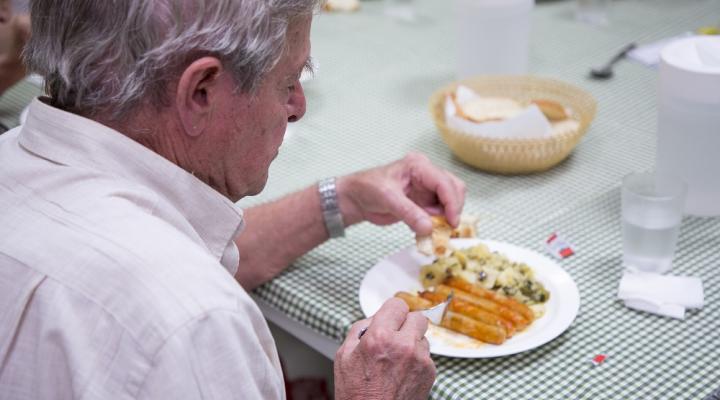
[
  {"xmin": 444, "ymin": 172, "xmax": 466, "ymax": 226},
  {"xmin": 408, "ymin": 160, "xmax": 464, "ymax": 227},
  {"xmin": 418, "ymin": 334, "xmax": 431, "ymax": 354},
  {"xmin": 348, "ymin": 318, "xmax": 372, "ymax": 341},
  {"xmin": 369, "ymin": 297, "xmax": 411, "ymax": 333},
  {"xmin": 386, "ymin": 190, "xmax": 432, "ymax": 235},
  {"xmin": 399, "ymin": 311, "xmax": 429, "ymax": 341},
  {"xmin": 338, "ymin": 317, "xmax": 373, "ymax": 358}
]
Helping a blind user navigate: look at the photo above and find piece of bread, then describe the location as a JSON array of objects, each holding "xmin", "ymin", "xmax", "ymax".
[
  {"xmin": 451, "ymin": 214, "xmax": 479, "ymax": 238},
  {"xmin": 531, "ymin": 99, "xmax": 568, "ymax": 121},
  {"xmin": 417, "ymin": 215, "xmax": 479, "ymax": 257},
  {"xmin": 417, "ymin": 216, "xmax": 453, "ymax": 257},
  {"xmin": 457, "ymin": 96, "xmax": 523, "ymax": 123},
  {"xmin": 322, "ymin": 0, "xmax": 360, "ymax": 12}
]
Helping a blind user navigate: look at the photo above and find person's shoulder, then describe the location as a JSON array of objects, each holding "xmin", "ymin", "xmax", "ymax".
[
  {"xmin": 2, "ymin": 174, "xmax": 247, "ymax": 345},
  {"xmin": 72, "ymin": 201, "xmax": 247, "ymax": 335}
]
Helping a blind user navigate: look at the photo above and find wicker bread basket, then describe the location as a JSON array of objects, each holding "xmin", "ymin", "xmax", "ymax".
[{"xmin": 429, "ymin": 75, "xmax": 597, "ymax": 174}]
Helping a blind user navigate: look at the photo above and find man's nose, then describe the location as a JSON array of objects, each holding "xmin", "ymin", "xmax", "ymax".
[{"xmin": 287, "ymin": 83, "xmax": 306, "ymax": 123}]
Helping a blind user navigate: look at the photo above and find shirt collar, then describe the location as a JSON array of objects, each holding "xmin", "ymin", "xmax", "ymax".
[{"xmin": 19, "ymin": 98, "xmax": 243, "ymax": 276}]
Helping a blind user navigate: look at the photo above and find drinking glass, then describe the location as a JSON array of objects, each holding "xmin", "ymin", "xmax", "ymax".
[{"xmin": 621, "ymin": 172, "xmax": 687, "ymax": 274}]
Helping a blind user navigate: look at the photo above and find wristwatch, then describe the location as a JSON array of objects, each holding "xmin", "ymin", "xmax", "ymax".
[{"xmin": 318, "ymin": 177, "xmax": 345, "ymax": 238}]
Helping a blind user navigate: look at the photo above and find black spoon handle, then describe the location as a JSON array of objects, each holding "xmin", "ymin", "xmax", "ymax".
[{"xmin": 602, "ymin": 42, "xmax": 638, "ymax": 69}]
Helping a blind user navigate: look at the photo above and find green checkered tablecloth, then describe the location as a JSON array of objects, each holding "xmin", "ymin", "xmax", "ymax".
[
  {"xmin": 0, "ymin": 79, "xmax": 41, "ymax": 131},
  {"xmin": 239, "ymin": 0, "xmax": 720, "ymax": 398},
  {"xmin": 3, "ymin": 1, "xmax": 716, "ymax": 398}
]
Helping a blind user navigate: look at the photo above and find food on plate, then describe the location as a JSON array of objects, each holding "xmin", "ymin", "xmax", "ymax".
[
  {"xmin": 394, "ymin": 291, "xmax": 432, "ymax": 311},
  {"xmin": 394, "ymin": 291, "xmax": 507, "ymax": 344},
  {"xmin": 442, "ymin": 310, "xmax": 507, "ymax": 345},
  {"xmin": 444, "ymin": 276, "xmax": 535, "ymax": 322},
  {"xmin": 434, "ymin": 284, "xmax": 530, "ymax": 331},
  {"xmin": 452, "ymin": 214, "xmax": 479, "ymax": 238},
  {"xmin": 419, "ymin": 290, "xmax": 516, "ymax": 337},
  {"xmin": 416, "ymin": 216, "xmax": 452, "ymax": 257},
  {"xmin": 397, "ymin": 242, "xmax": 552, "ymax": 345},
  {"xmin": 416, "ymin": 215, "xmax": 479, "ymax": 257},
  {"xmin": 322, "ymin": 0, "xmax": 360, "ymax": 12},
  {"xmin": 420, "ymin": 243, "xmax": 550, "ymax": 313},
  {"xmin": 532, "ymin": 99, "xmax": 569, "ymax": 121}
]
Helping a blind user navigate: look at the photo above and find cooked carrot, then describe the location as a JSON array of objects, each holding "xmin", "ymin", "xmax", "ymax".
[
  {"xmin": 444, "ymin": 277, "xmax": 535, "ymax": 322},
  {"xmin": 419, "ymin": 290, "xmax": 516, "ymax": 337},
  {"xmin": 435, "ymin": 285, "xmax": 530, "ymax": 331},
  {"xmin": 442, "ymin": 311, "xmax": 507, "ymax": 345},
  {"xmin": 394, "ymin": 291, "xmax": 433, "ymax": 311}
]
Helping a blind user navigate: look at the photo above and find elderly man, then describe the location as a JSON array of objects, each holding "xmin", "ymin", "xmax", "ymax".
[{"xmin": 0, "ymin": 1, "xmax": 465, "ymax": 399}]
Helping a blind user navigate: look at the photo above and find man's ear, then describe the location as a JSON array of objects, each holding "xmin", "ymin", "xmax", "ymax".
[{"xmin": 175, "ymin": 57, "xmax": 224, "ymax": 137}]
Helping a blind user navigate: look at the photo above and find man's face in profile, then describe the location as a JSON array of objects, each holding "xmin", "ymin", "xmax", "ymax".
[{"xmin": 198, "ymin": 15, "xmax": 312, "ymax": 201}]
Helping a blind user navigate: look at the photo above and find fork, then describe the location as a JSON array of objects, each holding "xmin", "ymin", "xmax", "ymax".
[{"xmin": 421, "ymin": 292, "xmax": 453, "ymax": 325}]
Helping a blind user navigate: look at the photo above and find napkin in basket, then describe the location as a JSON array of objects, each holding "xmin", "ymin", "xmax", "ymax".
[{"xmin": 617, "ymin": 270, "xmax": 704, "ymax": 319}]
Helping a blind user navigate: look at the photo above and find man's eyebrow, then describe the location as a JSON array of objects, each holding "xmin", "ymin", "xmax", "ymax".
[
  {"xmin": 303, "ymin": 56, "xmax": 314, "ymax": 73},
  {"xmin": 300, "ymin": 56, "xmax": 314, "ymax": 77}
]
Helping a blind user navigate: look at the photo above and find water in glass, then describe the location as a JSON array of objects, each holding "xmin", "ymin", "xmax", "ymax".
[{"xmin": 622, "ymin": 208, "xmax": 681, "ymax": 273}]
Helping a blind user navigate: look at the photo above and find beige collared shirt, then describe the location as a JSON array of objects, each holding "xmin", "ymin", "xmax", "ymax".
[{"xmin": 0, "ymin": 99, "xmax": 285, "ymax": 399}]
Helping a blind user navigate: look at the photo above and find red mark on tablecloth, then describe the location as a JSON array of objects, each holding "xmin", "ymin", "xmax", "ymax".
[{"xmin": 591, "ymin": 354, "xmax": 607, "ymax": 366}]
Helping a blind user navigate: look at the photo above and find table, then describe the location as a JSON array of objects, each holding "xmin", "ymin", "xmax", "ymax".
[
  {"xmin": 237, "ymin": 1, "xmax": 720, "ymax": 398},
  {"xmin": 1, "ymin": 2, "xmax": 716, "ymax": 398},
  {"xmin": 0, "ymin": 76, "xmax": 41, "ymax": 130}
]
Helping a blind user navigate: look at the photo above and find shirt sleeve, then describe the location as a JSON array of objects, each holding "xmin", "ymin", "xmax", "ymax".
[{"xmin": 136, "ymin": 309, "xmax": 285, "ymax": 400}]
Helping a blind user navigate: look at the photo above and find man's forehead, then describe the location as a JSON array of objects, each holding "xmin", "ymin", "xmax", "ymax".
[{"xmin": 284, "ymin": 18, "xmax": 312, "ymax": 69}]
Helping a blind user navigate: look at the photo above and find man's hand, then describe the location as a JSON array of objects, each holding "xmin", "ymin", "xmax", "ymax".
[
  {"xmin": 336, "ymin": 152, "xmax": 466, "ymax": 236},
  {"xmin": 334, "ymin": 298, "xmax": 436, "ymax": 400},
  {"xmin": 235, "ymin": 153, "xmax": 465, "ymax": 289}
]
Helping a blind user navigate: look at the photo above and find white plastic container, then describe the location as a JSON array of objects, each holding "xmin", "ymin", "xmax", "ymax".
[
  {"xmin": 656, "ymin": 36, "xmax": 720, "ymax": 216},
  {"xmin": 455, "ymin": 0, "xmax": 534, "ymax": 78}
]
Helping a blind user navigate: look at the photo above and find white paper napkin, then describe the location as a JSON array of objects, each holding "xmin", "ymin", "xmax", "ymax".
[
  {"xmin": 617, "ymin": 270, "xmax": 704, "ymax": 319},
  {"xmin": 627, "ymin": 32, "xmax": 694, "ymax": 67}
]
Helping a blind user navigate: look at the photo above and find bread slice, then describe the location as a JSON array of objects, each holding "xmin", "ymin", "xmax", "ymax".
[
  {"xmin": 417, "ymin": 216, "xmax": 452, "ymax": 257},
  {"xmin": 458, "ymin": 96, "xmax": 523, "ymax": 123},
  {"xmin": 451, "ymin": 214, "xmax": 479, "ymax": 239},
  {"xmin": 531, "ymin": 99, "xmax": 568, "ymax": 121},
  {"xmin": 417, "ymin": 215, "xmax": 479, "ymax": 257}
]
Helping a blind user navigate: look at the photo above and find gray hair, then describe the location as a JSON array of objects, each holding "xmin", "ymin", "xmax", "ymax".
[{"xmin": 24, "ymin": 0, "xmax": 320, "ymax": 119}]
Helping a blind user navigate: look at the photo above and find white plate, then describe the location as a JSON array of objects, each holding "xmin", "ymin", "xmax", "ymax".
[{"xmin": 359, "ymin": 238, "xmax": 580, "ymax": 358}]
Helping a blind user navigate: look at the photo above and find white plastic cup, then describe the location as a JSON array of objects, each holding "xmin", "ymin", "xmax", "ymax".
[
  {"xmin": 621, "ymin": 172, "xmax": 687, "ymax": 274},
  {"xmin": 455, "ymin": 0, "xmax": 534, "ymax": 78},
  {"xmin": 656, "ymin": 36, "xmax": 720, "ymax": 216}
]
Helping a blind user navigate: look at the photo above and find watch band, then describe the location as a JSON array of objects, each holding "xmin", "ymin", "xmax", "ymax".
[{"xmin": 318, "ymin": 177, "xmax": 345, "ymax": 238}]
